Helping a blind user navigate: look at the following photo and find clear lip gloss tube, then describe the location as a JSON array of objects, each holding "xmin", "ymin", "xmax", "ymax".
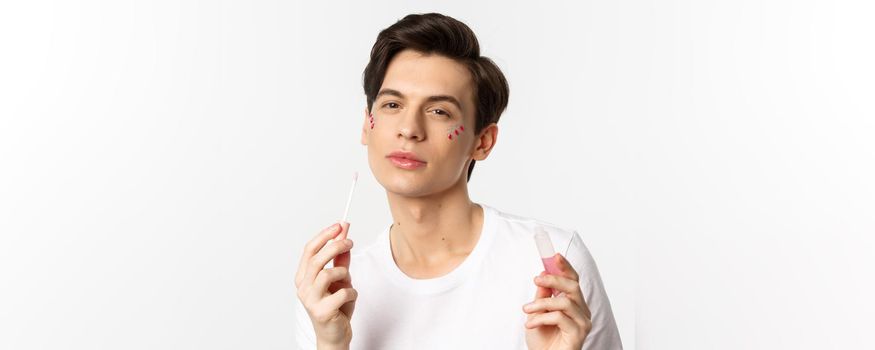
[{"xmin": 534, "ymin": 226, "xmax": 564, "ymax": 297}]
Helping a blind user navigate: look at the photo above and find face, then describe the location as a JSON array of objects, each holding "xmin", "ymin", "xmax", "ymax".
[{"xmin": 361, "ymin": 49, "xmax": 497, "ymax": 197}]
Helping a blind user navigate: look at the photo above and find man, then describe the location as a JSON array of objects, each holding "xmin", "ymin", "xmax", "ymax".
[{"xmin": 294, "ymin": 13, "xmax": 622, "ymax": 350}]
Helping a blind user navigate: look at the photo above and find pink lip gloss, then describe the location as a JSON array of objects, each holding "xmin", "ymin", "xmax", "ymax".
[{"xmin": 534, "ymin": 226, "xmax": 564, "ymax": 297}]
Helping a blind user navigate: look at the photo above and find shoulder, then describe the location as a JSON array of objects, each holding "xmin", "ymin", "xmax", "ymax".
[
  {"xmin": 482, "ymin": 203, "xmax": 580, "ymax": 256},
  {"xmin": 482, "ymin": 203, "xmax": 603, "ymax": 285}
]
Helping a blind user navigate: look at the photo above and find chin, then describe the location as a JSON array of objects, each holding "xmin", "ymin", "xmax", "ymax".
[
  {"xmin": 377, "ymin": 171, "xmax": 433, "ymax": 197},
  {"xmin": 368, "ymin": 157, "xmax": 454, "ymax": 197}
]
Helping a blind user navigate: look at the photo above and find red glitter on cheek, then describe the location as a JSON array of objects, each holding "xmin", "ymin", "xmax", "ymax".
[{"xmin": 447, "ymin": 124, "xmax": 464, "ymax": 141}]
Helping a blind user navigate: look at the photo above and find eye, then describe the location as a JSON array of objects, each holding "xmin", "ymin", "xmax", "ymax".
[
  {"xmin": 383, "ymin": 102, "xmax": 400, "ymax": 109},
  {"xmin": 431, "ymin": 109, "xmax": 451, "ymax": 118}
]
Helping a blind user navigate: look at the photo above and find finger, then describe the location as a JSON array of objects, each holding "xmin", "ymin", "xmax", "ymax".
[
  {"xmin": 555, "ymin": 253, "xmax": 579, "ymax": 281},
  {"xmin": 333, "ymin": 222, "xmax": 352, "ymax": 269},
  {"xmin": 303, "ymin": 238, "xmax": 354, "ymax": 288},
  {"xmin": 295, "ymin": 223, "xmax": 342, "ymax": 287},
  {"xmin": 310, "ymin": 267, "xmax": 350, "ymax": 301},
  {"xmin": 535, "ymin": 274, "xmax": 584, "ymax": 306},
  {"xmin": 523, "ymin": 296, "xmax": 578, "ymax": 315},
  {"xmin": 554, "ymin": 253, "xmax": 592, "ymax": 314},
  {"xmin": 525, "ymin": 310, "xmax": 579, "ymax": 335},
  {"xmin": 336, "ymin": 221, "xmax": 351, "ymax": 241},
  {"xmin": 319, "ymin": 287, "xmax": 358, "ymax": 318},
  {"xmin": 532, "ymin": 271, "xmax": 552, "ymax": 300},
  {"xmin": 522, "ymin": 296, "xmax": 588, "ymax": 329},
  {"xmin": 536, "ymin": 273, "xmax": 580, "ymax": 296}
]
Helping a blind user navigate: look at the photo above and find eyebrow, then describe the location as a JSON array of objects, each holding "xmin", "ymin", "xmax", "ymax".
[{"xmin": 375, "ymin": 88, "xmax": 463, "ymax": 111}]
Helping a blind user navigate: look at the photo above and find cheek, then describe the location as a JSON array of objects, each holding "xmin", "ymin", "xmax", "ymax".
[{"xmin": 446, "ymin": 124, "xmax": 465, "ymax": 141}]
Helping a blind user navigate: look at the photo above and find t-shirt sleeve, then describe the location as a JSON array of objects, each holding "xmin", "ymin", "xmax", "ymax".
[
  {"xmin": 563, "ymin": 230, "xmax": 624, "ymax": 350},
  {"xmin": 293, "ymin": 294, "xmax": 318, "ymax": 350}
]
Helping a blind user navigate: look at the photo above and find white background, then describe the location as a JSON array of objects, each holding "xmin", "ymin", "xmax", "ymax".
[{"xmin": 1, "ymin": 1, "xmax": 872, "ymax": 349}]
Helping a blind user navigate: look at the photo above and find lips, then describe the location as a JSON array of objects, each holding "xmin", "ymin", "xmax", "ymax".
[{"xmin": 386, "ymin": 150, "xmax": 426, "ymax": 170}]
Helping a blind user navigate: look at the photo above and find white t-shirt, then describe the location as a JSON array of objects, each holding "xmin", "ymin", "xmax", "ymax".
[{"xmin": 294, "ymin": 203, "xmax": 623, "ymax": 349}]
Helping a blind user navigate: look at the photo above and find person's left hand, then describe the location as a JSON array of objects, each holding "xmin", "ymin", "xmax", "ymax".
[{"xmin": 522, "ymin": 253, "xmax": 592, "ymax": 350}]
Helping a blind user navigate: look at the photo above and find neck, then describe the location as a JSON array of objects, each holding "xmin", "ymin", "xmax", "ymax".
[{"xmin": 386, "ymin": 178, "xmax": 484, "ymax": 277}]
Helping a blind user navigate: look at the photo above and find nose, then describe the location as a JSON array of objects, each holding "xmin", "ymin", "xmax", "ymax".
[{"xmin": 397, "ymin": 109, "xmax": 426, "ymax": 141}]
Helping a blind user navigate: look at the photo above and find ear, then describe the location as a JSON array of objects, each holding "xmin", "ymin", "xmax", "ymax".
[
  {"xmin": 471, "ymin": 123, "xmax": 498, "ymax": 161},
  {"xmin": 360, "ymin": 106, "xmax": 370, "ymax": 146}
]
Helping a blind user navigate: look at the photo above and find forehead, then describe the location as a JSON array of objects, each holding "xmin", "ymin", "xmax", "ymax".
[{"xmin": 379, "ymin": 49, "xmax": 475, "ymax": 108}]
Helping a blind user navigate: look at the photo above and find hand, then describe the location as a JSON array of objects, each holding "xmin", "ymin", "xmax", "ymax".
[
  {"xmin": 523, "ymin": 253, "xmax": 592, "ymax": 350},
  {"xmin": 295, "ymin": 222, "xmax": 357, "ymax": 349}
]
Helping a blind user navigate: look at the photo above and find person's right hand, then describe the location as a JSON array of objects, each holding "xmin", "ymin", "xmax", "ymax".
[{"xmin": 295, "ymin": 222, "xmax": 357, "ymax": 349}]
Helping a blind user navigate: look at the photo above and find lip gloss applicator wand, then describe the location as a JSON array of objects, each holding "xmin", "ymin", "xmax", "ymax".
[
  {"xmin": 329, "ymin": 171, "xmax": 358, "ymax": 269},
  {"xmin": 338, "ymin": 171, "xmax": 358, "ymax": 241}
]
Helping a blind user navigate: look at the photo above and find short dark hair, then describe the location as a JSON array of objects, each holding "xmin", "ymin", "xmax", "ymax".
[{"xmin": 362, "ymin": 13, "xmax": 510, "ymax": 182}]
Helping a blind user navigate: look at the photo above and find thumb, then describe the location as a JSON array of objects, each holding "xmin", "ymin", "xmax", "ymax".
[
  {"xmin": 337, "ymin": 221, "xmax": 351, "ymax": 240},
  {"xmin": 333, "ymin": 221, "xmax": 352, "ymax": 269}
]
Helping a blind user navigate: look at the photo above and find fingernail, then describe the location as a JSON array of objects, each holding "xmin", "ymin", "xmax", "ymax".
[
  {"xmin": 523, "ymin": 303, "xmax": 533, "ymax": 311},
  {"xmin": 534, "ymin": 276, "xmax": 542, "ymax": 283}
]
